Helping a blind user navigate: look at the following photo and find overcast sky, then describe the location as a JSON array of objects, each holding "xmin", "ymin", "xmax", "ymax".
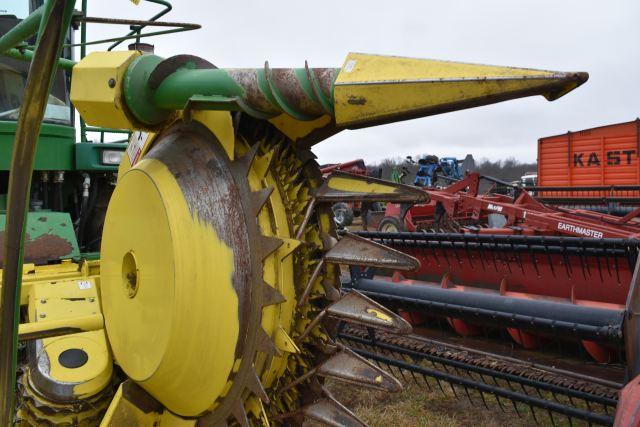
[{"xmin": 85, "ymin": 1, "xmax": 640, "ymax": 165}]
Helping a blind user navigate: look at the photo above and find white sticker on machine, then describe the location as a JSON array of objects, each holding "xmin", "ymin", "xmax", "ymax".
[
  {"xmin": 77, "ymin": 280, "xmax": 92, "ymax": 290},
  {"xmin": 126, "ymin": 131, "xmax": 149, "ymax": 166},
  {"xmin": 343, "ymin": 59, "xmax": 357, "ymax": 73}
]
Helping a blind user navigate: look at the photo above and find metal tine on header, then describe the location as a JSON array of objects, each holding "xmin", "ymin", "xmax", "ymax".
[
  {"xmin": 478, "ymin": 390, "xmax": 489, "ymax": 410},
  {"xmin": 613, "ymin": 246, "xmax": 621, "ymax": 283},
  {"xmin": 463, "ymin": 385, "xmax": 474, "ymax": 405},
  {"xmin": 429, "ymin": 240, "xmax": 441, "ymax": 266},
  {"xmin": 494, "ymin": 394, "xmax": 506, "ymax": 413},
  {"xmin": 463, "ymin": 239, "xmax": 474, "ymax": 269},
  {"xmin": 424, "ymin": 376, "xmax": 434, "ymax": 392},
  {"xmin": 625, "ymin": 243, "xmax": 637, "ymax": 274},
  {"xmin": 511, "ymin": 400, "xmax": 522, "ymax": 418},
  {"xmin": 562, "ymin": 240, "xmax": 573, "ymax": 277},
  {"xmin": 489, "ymin": 236, "xmax": 499, "ymax": 271},
  {"xmin": 501, "ymin": 242, "xmax": 513, "ymax": 275},
  {"xmin": 583, "ymin": 244, "xmax": 593, "ymax": 278},
  {"xmin": 577, "ymin": 241, "xmax": 589, "ymax": 280},
  {"xmin": 451, "ymin": 244, "xmax": 462, "ymax": 266},
  {"xmin": 434, "ymin": 376, "xmax": 447, "ymax": 396},
  {"xmin": 475, "ymin": 235, "xmax": 487, "ymax": 272},
  {"xmin": 448, "ymin": 381, "xmax": 459, "ymax": 399},
  {"xmin": 594, "ymin": 251, "xmax": 605, "ymax": 282},
  {"xmin": 442, "ymin": 244, "xmax": 452, "ymax": 267},
  {"xmin": 603, "ymin": 241, "xmax": 612, "ymax": 278},
  {"xmin": 513, "ymin": 239, "xmax": 525, "ymax": 274},
  {"xmin": 528, "ymin": 246, "xmax": 540, "ymax": 276},
  {"xmin": 544, "ymin": 243, "xmax": 556, "ymax": 278},
  {"xmin": 527, "ymin": 402, "xmax": 539, "ymax": 424}
]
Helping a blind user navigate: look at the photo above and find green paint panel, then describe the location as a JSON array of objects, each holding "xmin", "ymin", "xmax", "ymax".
[
  {"xmin": 0, "ymin": 121, "xmax": 74, "ymax": 170},
  {"xmin": 0, "ymin": 211, "xmax": 79, "ymax": 264},
  {"xmin": 75, "ymin": 142, "xmax": 126, "ymax": 171}
]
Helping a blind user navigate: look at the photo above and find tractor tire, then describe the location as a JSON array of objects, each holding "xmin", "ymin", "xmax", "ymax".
[
  {"xmin": 378, "ymin": 216, "xmax": 405, "ymax": 232},
  {"xmin": 333, "ymin": 202, "xmax": 354, "ymax": 227}
]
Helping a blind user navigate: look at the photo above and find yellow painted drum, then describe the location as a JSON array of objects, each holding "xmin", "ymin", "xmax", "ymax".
[{"xmin": 101, "ymin": 123, "xmax": 249, "ymax": 416}]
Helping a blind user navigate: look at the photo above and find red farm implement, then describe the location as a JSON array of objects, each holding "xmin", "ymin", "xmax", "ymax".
[
  {"xmin": 315, "ymin": 169, "xmax": 640, "ymax": 425},
  {"xmin": 372, "ymin": 172, "xmax": 640, "ymax": 238},
  {"xmin": 338, "ymin": 171, "xmax": 640, "ymax": 362}
]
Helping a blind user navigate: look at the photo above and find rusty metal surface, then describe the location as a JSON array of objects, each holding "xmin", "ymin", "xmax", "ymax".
[
  {"xmin": 0, "ymin": 212, "xmax": 78, "ymax": 267},
  {"xmin": 0, "ymin": 233, "xmax": 71, "ymax": 268},
  {"xmin": 148, "ymin": 54, "xmax": 217, "ymax": 89},
  {"xmin": 266, "ymin": 65, "xmax": 325, "ymax": 119},
  {"xmin": 324, "ymin": 232, "xmax": 420, "ymax": 271},
  {"xmin": 326, "ymin": 291, "xmax": 411, "ymax": 334},
  {"xmin": 305, "ymin": 62, "xmax": 334, "ymax": 116},
  {"xmin": 343, "ymin": 75, "xmax": 588, "ymax": 130},
  {"xmin": 146, "ymin": 123, "xmax": 254, "ymax": 354},
  {"xmin": 317, "ymin": 171, "xmax": 429, "ymax": 203},
  {"xmin": 78, "ymin": 16, "xmax": 201, "ymax": 29},
  {"xmin": 316, "ymin": 346, "xmax": 402, "ymax": 392},
  {"xmin": 147, "ymin": 123, "xmax": 273, "ymax": 426},
  {"xmin": 300, "ymin": 396, "xmax": 368, "ymax": 427},
  {"xmin": 227, "ymin": 69, "xmax": 286, "ymax": 117},
  {"xmin": 312, "ymin": 67, "xmax": 337, "ymax": 104},
  {"xmin": 227, "ymin": 66, "xmax": 338, "ymax": 120}
]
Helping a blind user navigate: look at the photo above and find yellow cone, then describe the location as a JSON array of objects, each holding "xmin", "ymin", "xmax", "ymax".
[{"xmin": 333, "ymin": 52, "xmax": 588, "ymax": 128}]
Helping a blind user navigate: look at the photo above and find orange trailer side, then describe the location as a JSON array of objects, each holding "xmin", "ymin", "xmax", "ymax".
[{"xmin": 538, "ymin": 119, "xmax": 640, "ymax": 188}]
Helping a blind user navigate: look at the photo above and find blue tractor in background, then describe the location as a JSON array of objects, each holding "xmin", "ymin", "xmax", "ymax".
[{"xmin": 410, "ymin": 155, "xmax": 470, "ymax": 187}]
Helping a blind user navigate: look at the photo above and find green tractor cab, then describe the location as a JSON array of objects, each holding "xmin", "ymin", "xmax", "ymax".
[{"xmin": 0, "ymin": 6, "xmax": 125, "ymax": 258}]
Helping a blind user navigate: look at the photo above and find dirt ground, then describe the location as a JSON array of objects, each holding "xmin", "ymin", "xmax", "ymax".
[{"xmin": 325, "ymin": 379, "xmax": 543, "ymax": 427}]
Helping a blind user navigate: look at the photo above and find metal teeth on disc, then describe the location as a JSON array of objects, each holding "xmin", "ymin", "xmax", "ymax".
[
  {"xmin": 258, "ymin": 236, "xmax": 285, "ymax": 261},
  {"xmin": 250, "ymin": 187, "xmax": 274, "ymax": 217},
  {"xmin": 324, "ymin": 232, "xmax": 420, "ymax": 271},
  {"xmin": 275, "ymin": 326, "xmax": 300, "ymax": 354},
  {"xmin": 253, "ymin": 149, "xmax": 275, "ymax": 179},
  {"xmin": 316, "ymin": 346, "xmax": 402, "ymax": 392},
  {"xmin": 231, "ymin": 400, "xmax": 250, "ymax": 427},
  {"xmin": 247, "ymin": 370, "xmax": 270, "ymax": 404},
  {"xmin": 234, "ymin": 142, "xmax": 274, "ymax": 180},
  {"xmin": 256, "ymin": 327, "xmax": 281, "ymax": 357},
  {"xmin": 326, "ymin": 290, "xmax": 412, "ymax": 334},
  {"xmin": 301, "ymin": 396, "xmax": 369, "ymax": 427},
  {"xmin": 316, "ymin": 170, "xmax": 430, "ymax": 204},
  {"xmin": 234, "ymin": 143, "xmax": 261, "ymax": 177},
  {"xmin": 278, "ymin": 237, "xmax": 303, "ymax": 260},
  {"xmin": 262, "ymin": 282, "xmax": 286, "ymax": 307}
]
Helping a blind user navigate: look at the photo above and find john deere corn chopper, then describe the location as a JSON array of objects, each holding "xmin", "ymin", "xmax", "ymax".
[{"xmin": 0, "ymin": 1, "xmax": 589, "ymax": 425}]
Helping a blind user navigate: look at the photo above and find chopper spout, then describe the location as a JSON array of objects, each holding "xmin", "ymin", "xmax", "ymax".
[
  {"xmin": 332, "ymin": 53, "xmax": 589, "ymax": 129},
  {"xmin": 71, "ymin": 51, "xmax": 588, "ymax": 136}
]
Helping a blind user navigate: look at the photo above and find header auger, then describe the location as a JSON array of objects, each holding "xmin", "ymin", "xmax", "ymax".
[{"xmin": 0, "ymin": 1, "xmax": 588, "ymax": 426}]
